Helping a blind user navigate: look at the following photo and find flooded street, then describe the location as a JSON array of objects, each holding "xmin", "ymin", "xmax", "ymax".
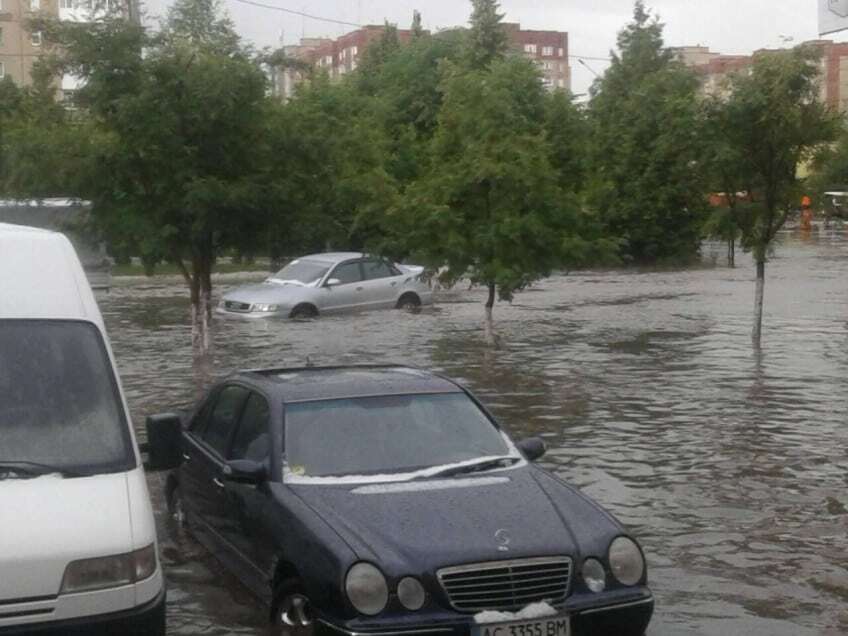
[{"xmin": 100, "ymin": 229, "xmax": 848, "ymax": 636}]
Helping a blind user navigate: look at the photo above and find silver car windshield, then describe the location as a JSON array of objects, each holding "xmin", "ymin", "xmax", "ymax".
[
  {"xmin": 0, "ymin": 320, "xmax": 134, "ymax": 477},
  {"xmin": 284, "ymin": 393, "xmax": 515, "ymax": 481},
  {"xmin": 268, "ymin": 259, "xmax": 330, "ymax": 286}
]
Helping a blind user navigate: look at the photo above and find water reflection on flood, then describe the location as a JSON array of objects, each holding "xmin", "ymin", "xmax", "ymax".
[{"xmin": 100, "ymin": 228, "xmax": 848, "ymax": 636}]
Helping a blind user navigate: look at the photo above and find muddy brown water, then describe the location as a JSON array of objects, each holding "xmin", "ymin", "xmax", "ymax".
[{"xmin": 99, "ymin": 229, "xmax": 848, "ymax": 636}]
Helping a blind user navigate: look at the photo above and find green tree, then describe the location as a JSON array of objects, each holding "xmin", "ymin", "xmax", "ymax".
[
  {"xmin": 31, "ymin": 0, "xmax": 272, "ymax": 353},
  {"xmin": 0, "ymin": 65, "xmax": 75, "ymax": 198},
  {"xmin": 544, "ymin": 90, "xmax": 591, "ymax": 195},
  {"xmin": 719, "ymin": 46, "xmax": 838, "ymax": 344},
  {"xmin": 588, "ymin": 1, "xmax": 706, "ymax": 263},
  {"xmin": 465, "ymin": 0, "xmax": 508, "ymax": 69},
  {"xmin": 701, "ymin": 94, "xmax": 757, "ymax": 267},
  {"xmin": 411, "ymin": 10, "xmax": 424, "ymax": 39},
  {"xmin": 389, "ymin": 57, "xmax": 608, "ymax": 317}
]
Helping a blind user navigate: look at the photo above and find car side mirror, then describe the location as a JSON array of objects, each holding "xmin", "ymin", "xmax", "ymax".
[
  {"xmin": 143, "ymin": 413, "xmax": 183, "ymax": 471},
  {"xmin": 223, "ymin": 459, "xmax": 267, "ymax": 485},
  {"xmin": 517, "ymin": 437, "xmax": 547, "ymax": 462},
  {"xmin": 325, "ymin": 278, "xmax": 341, "ymax": 287}
]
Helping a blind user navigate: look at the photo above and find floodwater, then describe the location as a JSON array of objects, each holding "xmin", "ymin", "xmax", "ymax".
[{"xmin": 99, "ymin": 227, "xmax": 848, "ymax": 636}]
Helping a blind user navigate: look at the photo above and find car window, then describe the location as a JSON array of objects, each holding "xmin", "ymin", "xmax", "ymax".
[
  {"xmin": 330, "ymin": 261, "xmax": 363, "ymax": 285},
  {"xmin": 229, "ymin": 393, "xmax": 271, "ymax": 462},
  {"xmin": 201, "ymin": 385, "xmax": 248, "ymax": 457},
  {"xmin": 362, "ymin": 260, "xmax": 399, "ymax": 280}
]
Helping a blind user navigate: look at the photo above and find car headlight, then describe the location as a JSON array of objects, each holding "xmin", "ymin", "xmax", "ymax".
[
  {"xmin": 582, "ymin": 558, "xmax": 606, "ymax": 593},
  {"xmin": 608, "ymin": 537, "xmax": 645, "ymax": 586},
  {"xmin": 345, "ymin": 562, "xmax": 388, "ymax": 616},
  {"xmin": 61, "ymin": 544, "xmax": 158, "ymax": 594},
  {"xmin": 253, "ymin": 304, "xmax": 279, "ymax": 312},
  {"xmin": 397, "ymin": 576, "xmax": 426, "ymax": 611}
]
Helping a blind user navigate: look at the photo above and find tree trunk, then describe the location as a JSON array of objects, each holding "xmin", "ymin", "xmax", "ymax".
[
  {"xmin": 485, "ymin": 283, "xmax": 496, "ymax": 310},
  {"xmin": 190, "ymin": 255, "xmax": 212, "ymax": 357},
  {"xmin": 728, "ymin": 237, "xmax": 735, "ymax": 268},
  {"xmin": 752, "ymin": 259, "xmax": 765, "ymax": 344},
  {"xmin": 202, "ymin": 264, "xmax": 213, "ymax": 321}
]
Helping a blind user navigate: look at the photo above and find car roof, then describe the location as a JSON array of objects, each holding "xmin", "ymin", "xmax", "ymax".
[
  {"xmin": 239, "ymin": 365, "xmax": 464, "ymax": 403},
  {"xmin": 0, "ymin": 223, "xmax": 102, "ymax": 325},
  {"xmin": 299, "ymin": 252, "xmax": 365, "ymax": 265}
]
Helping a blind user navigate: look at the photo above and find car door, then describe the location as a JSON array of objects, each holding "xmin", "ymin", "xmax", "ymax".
[
  {"xmin": 320, "ymin": 260, "xmax": 366, "ymax": 313},
  {"xmin": 220, "ymin": 391, "xmax": 276, "ymax": 599},
  {"xmin": 181, "ymin": 384, "xmax": 249, "ymax": 548},
  {"xmin": 360, "ymin": 259, "xmax": 402, "ymax": 309}
]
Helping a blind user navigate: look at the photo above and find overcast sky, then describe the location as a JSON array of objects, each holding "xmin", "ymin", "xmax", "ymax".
[{"xmin": 140, "ymin": 0, "xmax": 837, "ymax": 95}]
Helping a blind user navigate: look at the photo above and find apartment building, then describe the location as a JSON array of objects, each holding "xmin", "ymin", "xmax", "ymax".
[
  {"xmin": 273, "ymin": 22, "xmax": 571, "ymax": 101},
  {"xmin": 0, "ymin": 0, "xmax": 135, "ymax": 97},
  {"xmin": 672, "ymin": 41, "xmax": 848, "ymax": 112},
  {"xmin": 505, "ymin": 23, "xmax": 571, "ymax": 92},
  {"xmin": 0, "ymin": 0, "xmax": 48, "ymax": 86}
]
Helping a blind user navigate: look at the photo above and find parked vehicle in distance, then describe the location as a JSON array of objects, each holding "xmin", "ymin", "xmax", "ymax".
[
  {"xmin": 148, "ymin": 365, "xmax": 653, "ymax": 636},
  {"xmin": 216, "ymin": 253, "xmax": 433, "ymax": 319},
  {"xmin": 0, "ymin": 224, "xmax": 165, "ymax": 635}
]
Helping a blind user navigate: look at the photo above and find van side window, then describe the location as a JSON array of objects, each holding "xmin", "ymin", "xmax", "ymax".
[
  {"xmin": 230, "ymin": 393, "xmax": 271, "ymax": 462},
  {"xmin": 202, "ymin": 386, "xmax": 248, "ymax": 457}
]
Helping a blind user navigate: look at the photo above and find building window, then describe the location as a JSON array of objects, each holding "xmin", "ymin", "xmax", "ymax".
[
  {"xmin": 542, "ymin": 46, "xmax": 554, "ymax": 57},
  {"xmin": 542, "ymin": 61, "xmax": 554, "ymax": 70},
  {"xmin": 524, "ymin": 43, "xmax": 537, "ymax": 54},
  {"xmin": 558, "ymin": 48, "xmax": 564, "ymax": 57},
  {"xmin": 352, "ymin": 45, "xmax": 358, "ymax": 56},
  {"xmin": 59, "ymin": 0, "xmax": 73, "ymax": 7},
  {"xmin": 558, "ymin": 79, "xmax": 566, "ymax": 88},
  {"xmin": 31, "ymin": 31, "xmax": 42, "ymax": 46},
  {"xmin": 0, "ymin": 62, "xmax": 5, "ymax": 79},
  {"xmin": 30, "ymin": 0, "xmax": 39, "ymax": 10}
]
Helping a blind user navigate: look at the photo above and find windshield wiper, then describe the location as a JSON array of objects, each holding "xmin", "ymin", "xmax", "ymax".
[
  {"xmin": 426, "ymin": 456, "xmax": 520, "ymax": 479},
  {"xmin": 0, "ymin": 461, "xmax": 84, "ymax": 479}
]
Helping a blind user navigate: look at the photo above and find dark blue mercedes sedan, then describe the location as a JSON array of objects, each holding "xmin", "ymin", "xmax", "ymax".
[{"xmin": 146, "ymin": 365, "xmax": 654, "ymax": 636}]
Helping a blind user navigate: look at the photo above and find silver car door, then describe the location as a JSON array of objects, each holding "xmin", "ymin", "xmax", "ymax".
[
  {"xmin": 360, "ymin": 259, "xmax": 400, "ymax": 309},
  {"xmin": 320, "ymin": 261, "xmax": 366, "ymax": 313}
]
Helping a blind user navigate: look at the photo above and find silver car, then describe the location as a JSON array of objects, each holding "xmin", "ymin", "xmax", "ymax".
[{"xmin": 216, "ymin": 252, "xmax": 433, "ymax": 319}]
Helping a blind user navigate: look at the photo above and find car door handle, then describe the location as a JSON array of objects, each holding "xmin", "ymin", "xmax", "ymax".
[
  {"xmin": 391, "ymin": 281, "xmax": 397, "ymax": 286},
  {"xmin": 356, "ymin": 286, "xmax": 364, "ymax": 291},
  {"xmin": 212, "ymin": 478, "xmax": 225, "ymax": 489},
  {"xmin": 182, "ymin": 453, "xmax": 191, "ymax": 462}
]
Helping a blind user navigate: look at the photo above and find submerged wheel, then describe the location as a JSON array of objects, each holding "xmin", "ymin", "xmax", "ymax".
[
  {"xmin": 272, "ymin": 581, "xmax": 314, "ymax": 636},
  {"xmin": 396, "ymin": 293, "xmax": 421, "ymax": 312},
  {"xmin": 290, "ymin": 304, "xmax": 318, "ymax": 320}
]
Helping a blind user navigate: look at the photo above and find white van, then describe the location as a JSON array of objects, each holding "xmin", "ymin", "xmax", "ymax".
[{"xmin": 0, "ymin": 224, "xmax": 165, "ymax": 634}]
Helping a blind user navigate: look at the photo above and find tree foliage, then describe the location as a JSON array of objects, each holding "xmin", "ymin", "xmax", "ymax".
[
  {"xmin": 27, "ymin": 0, "xmax": 272, "ymax": 352},
  {"xmin": 588, "ymin": 1, "xmax": 706, "ymax": 264},
  {"xmin": 714, "ymin": 45, "xmax": 838, "ymax": 342},
  {"xmin": 465, "ymin": 0, "xmax": 508, "ymax": 70},
  {"xmin": 387, "ymin": 57, "xmax": 609, "ymax": 309}
]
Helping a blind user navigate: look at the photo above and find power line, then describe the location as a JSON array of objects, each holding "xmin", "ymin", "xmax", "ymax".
[
  {"xmin": 228, "ymin": 0, "xmax": 363, "ymax": 28},
  {"xmin": 571, "ymin": 54, "xmax": 611, "ymax": 62}
]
